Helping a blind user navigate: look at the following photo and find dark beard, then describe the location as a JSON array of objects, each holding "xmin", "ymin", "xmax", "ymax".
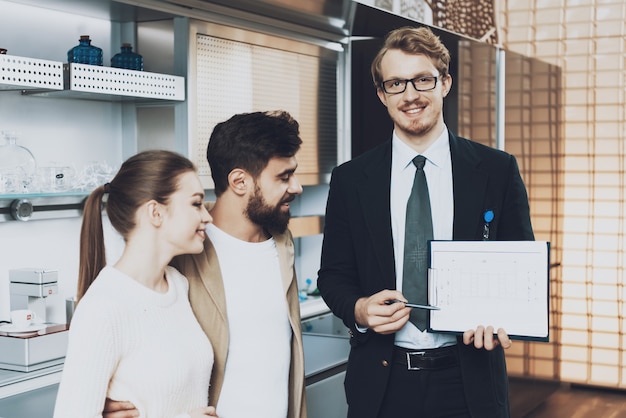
[{"xmin": 245, "ymin": 188, "xmax": 291, "ymax": 234}]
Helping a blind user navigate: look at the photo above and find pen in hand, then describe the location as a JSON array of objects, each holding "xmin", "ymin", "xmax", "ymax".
[{"xmin": 384, "ymin": 299, "xmax": 440, "ymax": 310}]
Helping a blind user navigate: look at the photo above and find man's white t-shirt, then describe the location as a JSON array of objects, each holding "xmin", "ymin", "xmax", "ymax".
[{"xmin": 207, "ymin": 224, "xmax": 291, "ymax": 418}]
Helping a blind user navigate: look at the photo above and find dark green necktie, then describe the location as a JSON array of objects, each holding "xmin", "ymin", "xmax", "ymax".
[{"xmin": 402, "ymin": 155, "xmax": 433, "ymax": 331}]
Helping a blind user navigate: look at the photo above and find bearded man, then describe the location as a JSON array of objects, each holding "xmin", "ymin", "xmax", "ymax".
[{"xmin": 104, "ymin": 111, "xmax": 307, "ymax": 418}]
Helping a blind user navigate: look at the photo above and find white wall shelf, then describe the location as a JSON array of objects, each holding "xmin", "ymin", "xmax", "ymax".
[
  {"xmin": 1, "ymin": 52, "xmax": 185, "ymax": 223},
  {"xmin": 2, "ymin": 55, "xmax": 185, "ymax": 102},
  {"xmin": 22, "ymin": 63, "xmax": 185, "ymax": 102},
  {"xmin": 0, "ymin": 54, "xmax": 64, "ymax": 91}
]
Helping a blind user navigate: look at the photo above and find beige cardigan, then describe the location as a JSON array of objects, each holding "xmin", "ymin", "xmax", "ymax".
[{"xmin": 171, "ymin": 204, "xmax": 307, "ymax": 418}]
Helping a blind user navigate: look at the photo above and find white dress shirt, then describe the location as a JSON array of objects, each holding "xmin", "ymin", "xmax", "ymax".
[{"xmin": 390, "ymin": 126, "xmax": 458, "ymax": 349}]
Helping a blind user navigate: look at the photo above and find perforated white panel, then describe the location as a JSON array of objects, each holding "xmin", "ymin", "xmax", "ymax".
[
  {"xmin": 67, "ymin": 64, "xmax": 185, "ymax": 100},
  {"xmin": 0, "ymin": 54, "xmax": 63, "ymax": 90},
  {"xmin": 194, "ymin": 33, "xmax": 338, "ymax": 182}
]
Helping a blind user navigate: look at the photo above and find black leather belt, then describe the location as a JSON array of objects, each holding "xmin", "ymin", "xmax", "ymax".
[{"xmin": 393, "ymin": 345, "xmax": 458, "ymax": 370}]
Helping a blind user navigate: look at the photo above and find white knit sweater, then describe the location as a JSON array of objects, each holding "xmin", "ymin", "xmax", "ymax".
[{"xmin": 53, "ymin": 266, "xmax": 213, "ymax": 418}]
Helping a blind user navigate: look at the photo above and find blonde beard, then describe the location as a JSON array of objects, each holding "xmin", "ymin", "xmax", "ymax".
[{"xmin": 398, "ymin": 118, "xmax": 437, "ymax": 139}]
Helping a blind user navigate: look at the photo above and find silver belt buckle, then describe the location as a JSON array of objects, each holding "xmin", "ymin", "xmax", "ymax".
[{"xmin": 406, "ymin": 351, "xmax": 426, "ymax": 370}]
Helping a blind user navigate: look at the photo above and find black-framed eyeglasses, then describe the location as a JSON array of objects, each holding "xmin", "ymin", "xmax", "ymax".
[{"xmin": 380, "ymin": 75, "xmax": 439, "ymax": 94}]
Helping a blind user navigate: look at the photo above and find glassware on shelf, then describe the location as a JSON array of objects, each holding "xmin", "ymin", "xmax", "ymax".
[
  {"xmin": 73, "ymin": 160, "xmax": 118, "ymax": 192},
  {"xmin": 67, "ymin": 35, "xmax": 103, "ymax": 66},
  {"xmin": 36, "ymin": 163, "xmax": 77, "ymax": 193},
  {"xmin": 111, "ymin": 43, "xmax": 143, "ymax": 71},
  {"xmin": 0, "ymin": 131, "xmax": 37, "ymax": 194}
]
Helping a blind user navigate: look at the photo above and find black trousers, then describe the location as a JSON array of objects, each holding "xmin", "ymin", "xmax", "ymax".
[{"xmin": 377, "ymin": 348, "xmax": 471, "ymax": 418}]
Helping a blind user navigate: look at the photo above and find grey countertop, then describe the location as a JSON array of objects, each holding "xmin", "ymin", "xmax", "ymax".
[
  {"xmin": 299, "ymin": 296, "xmax": 331, "ymax": 319},
  {"xmin": 303, "ymin": 333, "xmax": 350, "ymax": 378},
  {"xmin": 1, "ymin": 334, "xmax": 351, "ymax": 389},
  {"xmin": 0, "ymin": 365, "xmax": 62, "ymax": 389}
]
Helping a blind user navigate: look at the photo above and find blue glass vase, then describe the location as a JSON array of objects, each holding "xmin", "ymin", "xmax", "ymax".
[
  {"xmin": 67, "ymin": 35, "xmax": 103, "ymax": 66},
  {"xmin": 111, "ymin": 43, "xmax": 143, "ymax": 71}
]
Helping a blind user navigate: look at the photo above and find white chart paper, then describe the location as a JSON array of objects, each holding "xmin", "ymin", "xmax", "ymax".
[{"xmin": 427, "ymin": 241, "xmax": 550, "ymax": 341}]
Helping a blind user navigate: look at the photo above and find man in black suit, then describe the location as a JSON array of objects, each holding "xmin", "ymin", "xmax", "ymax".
[{"xmin": 317, "ymin": 26, "xmax": 534, "ymax": 418}]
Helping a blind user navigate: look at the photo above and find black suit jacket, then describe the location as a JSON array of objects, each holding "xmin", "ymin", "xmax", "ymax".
[{"xmin": 317, "ymin": 132, "xmax": 534, "ymax": 418}]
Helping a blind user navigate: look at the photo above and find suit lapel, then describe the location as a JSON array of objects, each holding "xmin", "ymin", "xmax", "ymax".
[
  {"xmin": 195, "ymin": 239, "xmax": 228, "ymax": 321},
  {"xmin": 273, "ymin": 230, "xmax": 296, "ymax": 297},
  {"xmin": 194, "ymin": 202, "xmax": 228, "ymax": 322},
  {"xmin": 356, "ymin": 143, "xmax": 396, "ymax": 289},
  {"xmin": 273, "ymin": 229, "xmax": 305, "ymax": 415},
  {"xmin": 449, "ymin": 133, "xmax": 488, "ymax": 239}
]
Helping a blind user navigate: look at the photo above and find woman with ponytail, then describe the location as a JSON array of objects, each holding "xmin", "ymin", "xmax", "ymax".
[{"xmin": 54, "ymin": 150, "xmax": 218, "ymax": 418}]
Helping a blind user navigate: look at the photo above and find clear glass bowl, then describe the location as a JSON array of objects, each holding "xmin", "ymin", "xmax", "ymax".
[{"xmin": 0, "ymin": 131, "xmax": 37, "ymax": 193}]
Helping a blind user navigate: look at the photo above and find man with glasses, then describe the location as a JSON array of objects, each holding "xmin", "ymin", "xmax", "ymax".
[{"xmin": 317, "ymin": 26, "xmax": 534, "ymax": 418}]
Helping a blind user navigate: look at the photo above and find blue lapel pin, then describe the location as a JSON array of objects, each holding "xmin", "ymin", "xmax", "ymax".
[{"xmin": 483, "ymin": 210, "xmax": 494, "ymax": 240}]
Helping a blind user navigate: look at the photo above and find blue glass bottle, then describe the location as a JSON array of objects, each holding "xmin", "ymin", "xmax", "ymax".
[
  {"xmin": 67, "ymin": 35, "xmax": 103, "ymax": 66},
  {"xmin": 111, "ymin": 43, "xmax": 143, "ymax": 71}
]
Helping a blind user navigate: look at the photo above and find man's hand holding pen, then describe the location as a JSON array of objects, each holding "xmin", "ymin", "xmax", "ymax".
[
  {"xmin": 383, "ymin": 299, "xmax": 440, "ymax": 310},
  {"xmin": 354, "ymin": 289, "xmax": 411, "ymax": 334}
]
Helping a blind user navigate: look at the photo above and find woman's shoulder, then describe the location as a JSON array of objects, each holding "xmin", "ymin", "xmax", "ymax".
[
  {"xmin": 81, "ymin": 267, "xmax": 131, "ymax": 298},
  {"xmin": 75, "ymin": 267, "xmax": 135, "ymax": 317}
]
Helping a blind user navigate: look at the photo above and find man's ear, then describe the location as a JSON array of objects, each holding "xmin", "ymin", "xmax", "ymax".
[
  {"xmin": 376, "ymin": 87, "xmax": 388, "ymax": 108},
  {"xmin": 228, "ymin": 168, "xmax": 249, "ymax": 196},
  {"xmin": 442, "ymin": 74, "xmax": 453, "ymax": 98}
]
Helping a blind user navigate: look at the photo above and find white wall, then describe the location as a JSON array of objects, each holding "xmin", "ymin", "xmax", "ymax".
[
  {"xmin": 292, "ymin": 185, "xmax": 329, "ymax": 292},
  {"xmin": 0, "ymin": 218, "xmax": 125, "ymax": 324},
  {"xmin": 0, "ymin": 1, "xmax": 126, "ymax": 323}
]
